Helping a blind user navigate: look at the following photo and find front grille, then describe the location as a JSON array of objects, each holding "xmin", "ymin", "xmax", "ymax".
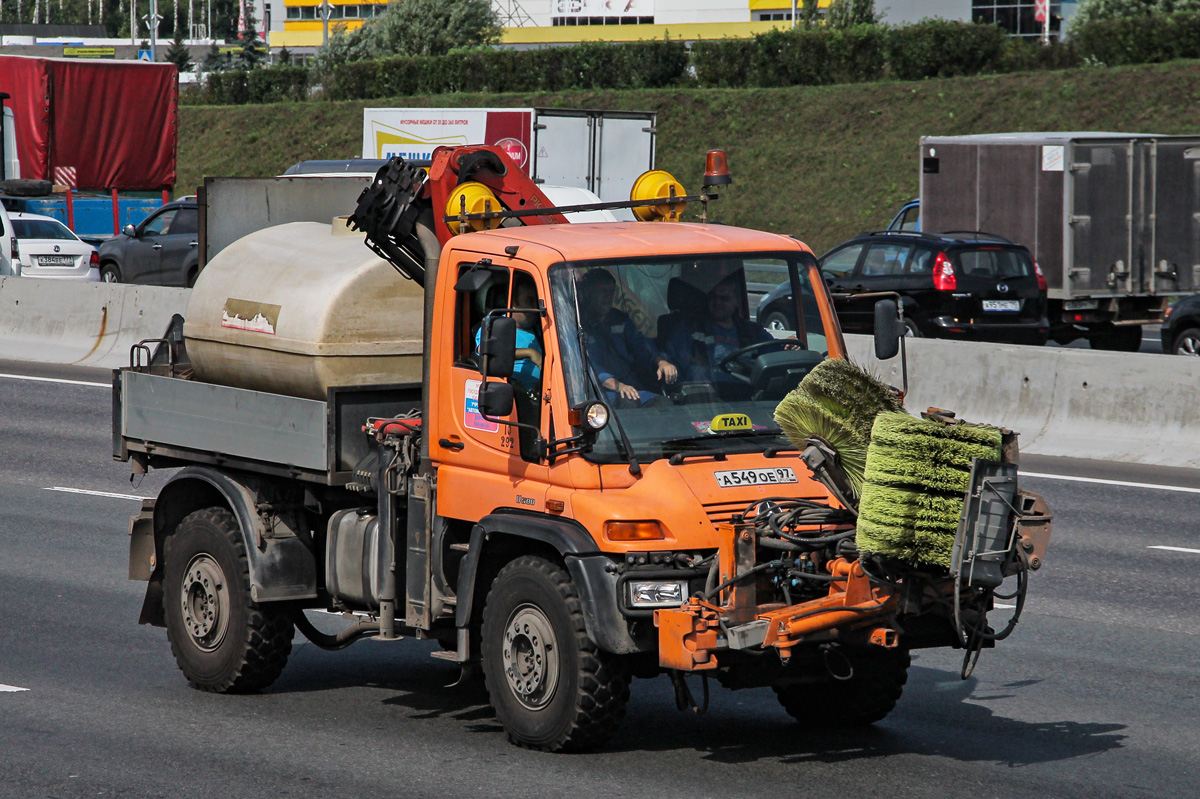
[{"xmin": 702, "ymin": 493, "xmax": 831, "ymax": 528}]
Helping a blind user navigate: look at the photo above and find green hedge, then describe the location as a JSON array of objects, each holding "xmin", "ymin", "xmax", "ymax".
[
  {"xmin": 191, "ymin": 16, "xmax": 1200, "ymax": 105},
  {"xmin": 1072, "ymin": 11, "xmax": 1200, "ymax": 66},
  {"xmin": 202, "ymin": 66, "xmax": 309, "ymax": 105},
  {"xmin": 695, "ymin": 25, "xmax": 885, "ymax": 88},
  {"xmin": 886, "ymin": 18, "xmax": 1008, "ymax": 80},
  {"xmin": 327, "ymin": 40, "xmax": 690, "ymax": 99}
]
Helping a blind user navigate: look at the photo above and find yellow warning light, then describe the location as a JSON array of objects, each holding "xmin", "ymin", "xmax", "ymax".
[
  {"xmin": 446, "ymin": 182, "xmax": 503, "ymax": 233},
  {"xmin": 630, "ymin": 170, "xmax": 688, "ymax": 222}
]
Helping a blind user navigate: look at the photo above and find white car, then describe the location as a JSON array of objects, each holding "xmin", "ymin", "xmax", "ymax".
[{"xmin": 4, "ymin": 211, "xmax": 100, "ymax": 282}]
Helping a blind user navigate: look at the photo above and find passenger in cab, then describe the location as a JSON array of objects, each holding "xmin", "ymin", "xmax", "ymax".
[
  {"xmin": 578, "ymin": 269, "xmax": 678, "ymax": 408},
  {"xmin": 475, "ymin": 274, "xmax": 543, "ymax": 395},
  {"xmin": 666, "ymin": 276, "xmax": 776, "ymax": 396}
]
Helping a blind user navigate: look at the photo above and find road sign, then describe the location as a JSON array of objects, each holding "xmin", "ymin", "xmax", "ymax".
[
  {"xmin": 138, "ymin": 49, "xmax": 152, "ymax": 61},
  {"xmin": 1034, "ymin": 0, "xmax": 1048, "ymax": 22}
]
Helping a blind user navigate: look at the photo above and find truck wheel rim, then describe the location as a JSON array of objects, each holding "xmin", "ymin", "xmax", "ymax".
[
  {"xmin": 501, "ymin": 604, "xmax": 559, "ymax": 710},
  {"xmin": 180, "ymin": 554, "xmax": 230, "ymax": 652},
  {"xmin": 1178, "ymin": 335, "xmax": 1200, "ymax": 355}
]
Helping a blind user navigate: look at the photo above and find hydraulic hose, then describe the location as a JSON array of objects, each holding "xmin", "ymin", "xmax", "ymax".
[{"xmin": 292, "ymin": 609, "xmax": 380, "ymax": 651}]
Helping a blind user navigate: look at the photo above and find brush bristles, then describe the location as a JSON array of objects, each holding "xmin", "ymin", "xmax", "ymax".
[
  {"xmin": 774, "ymin": 358, "xmax": 902, "ymax": 493},
  {"xmin": 856, "ymin": 412, "xmax": 1002, "ymax": 569}
]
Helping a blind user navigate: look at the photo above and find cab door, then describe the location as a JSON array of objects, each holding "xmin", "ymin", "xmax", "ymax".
[{"xmin": 431, "ymin": 252, "xmax": 554, "ymax": 522}]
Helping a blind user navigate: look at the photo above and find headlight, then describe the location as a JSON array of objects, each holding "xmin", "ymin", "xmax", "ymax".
[
  {"xmin": 627, "ymin": 579, "xmax": 688, "ymax": 609},
  {"xmin": 569, "ymin": 401, "xmax": 609, "ymax": 431}
]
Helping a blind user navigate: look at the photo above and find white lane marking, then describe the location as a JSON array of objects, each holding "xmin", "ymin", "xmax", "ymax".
[
  {"xmin": 0, "ymin": 372, "xmax": 107, "ymax": 388},
  {"xmin": 46, "ymin": 487, "xmax": 149, "ymax": 501},
  {"xmin": 1021, "ymin": 472, "xmax": 1200, "ymax": 495},
  {"xmin": 1148, "ymin": 545, "xmax": 1200, "ymax": 555},
  {"xmin": 994, "ymin": 603, "xmax": 1016, "ymax": 609},
  {"xmin": 0, "ymin": 684, "xmax": 29, "ymax": 693}
]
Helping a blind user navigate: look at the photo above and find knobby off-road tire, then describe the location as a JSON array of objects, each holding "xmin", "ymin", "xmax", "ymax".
[
  {"xmin": 480, "ymin": 556, "xmax": 630, "ymax": 752},
  {"xmin": 774, "ymin": 647, "xmax": 911, "ymax": 728},
  {"xmin": 162, "ymin": 507, "xmax": 294, "ymax": 693}
]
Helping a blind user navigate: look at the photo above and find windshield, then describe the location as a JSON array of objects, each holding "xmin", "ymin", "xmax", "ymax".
[
  {"xmin": 550, "ymin": 252, "xmax": 831, "ymax": 464},
  {"xmin": 13, "ymin": 218, "xmax": 78, "ymax": 241}
]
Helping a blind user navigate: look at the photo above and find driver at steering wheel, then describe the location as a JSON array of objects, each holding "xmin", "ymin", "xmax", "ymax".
[{"xmin": 666, "ymin": 276, "xmax": 777, "ymax": 395}]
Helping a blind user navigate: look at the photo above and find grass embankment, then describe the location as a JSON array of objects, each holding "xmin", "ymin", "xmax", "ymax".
[{"xmin": 180, "ymin": 59, "xmax": 1200, "ymax": 254}]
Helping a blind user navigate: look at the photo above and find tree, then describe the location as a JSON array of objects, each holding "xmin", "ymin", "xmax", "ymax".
[
  {"xmin": 201, "ymin": 42, "xmax": 229, "ymax": 72},
  {"xmin": 277, "ymin": 46, "xmax": 292, "ymax": 65},
  {"xmin": 313, "ymin": 0, "xmax": 500, "ymax": 72},
  {"xmin": 165, "ymin": 36, "xmax": 194, "ymax": 71},
  {"xmin": 238, "ymin": 6, "xmax": 266, "ymax": 69},
  {"xmin": 824, "ymin": 0, "xmax": 881, "ymax": 28}
]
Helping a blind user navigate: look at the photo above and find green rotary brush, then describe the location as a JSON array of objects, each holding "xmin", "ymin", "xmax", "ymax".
[
  {"xmin": 774, "ymin": 358, "xmax": 904, "ymax": 496},
  {"xmin": 857, "ymin": 412, "xmax": 1002, "ymax": 569}
]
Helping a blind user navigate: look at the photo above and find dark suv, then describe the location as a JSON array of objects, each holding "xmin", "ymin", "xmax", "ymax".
[
  {"xmin": 757, "ymin": 230, "xmax": 1049, "ymax": 345},
  {"xmin": 97, "ymin": 200, "xmax": 200, "ymax": 287}
]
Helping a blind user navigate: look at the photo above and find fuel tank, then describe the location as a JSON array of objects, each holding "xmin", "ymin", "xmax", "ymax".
[{"xmin": 184, "ymin": 220, "xmax": 424, "ymax": 400}]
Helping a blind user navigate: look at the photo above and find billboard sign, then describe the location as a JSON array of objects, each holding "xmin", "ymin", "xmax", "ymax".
[{"xmin": 362, "ymin": 108, "xmax": 534, "ymax": 173}]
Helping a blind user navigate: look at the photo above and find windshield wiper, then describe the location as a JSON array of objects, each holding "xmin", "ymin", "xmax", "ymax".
[{"xmin": 577, "ymin": 328, "xmax": 642, "ymax": 477}]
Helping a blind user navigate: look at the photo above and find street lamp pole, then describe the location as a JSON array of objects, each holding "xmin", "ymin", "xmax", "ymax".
[{"xmin": 321, "ymin": 0, "xmax": 331, "ymax": 46}]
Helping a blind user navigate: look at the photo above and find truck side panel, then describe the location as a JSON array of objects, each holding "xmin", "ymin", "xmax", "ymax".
[{"xmin": 1150, "ymin": 139, "xmax": 1200, "ymax": 294}]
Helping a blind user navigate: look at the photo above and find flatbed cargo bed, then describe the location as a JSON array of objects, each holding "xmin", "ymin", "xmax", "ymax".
[{"xmin": 113, "ymin": 369, "xmax": 421, "ymax": 485}]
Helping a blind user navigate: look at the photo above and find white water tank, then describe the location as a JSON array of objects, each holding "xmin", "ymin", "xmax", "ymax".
[{"xmin": 184, "ymin": 221, "xmax": 424, "ymax": 400}]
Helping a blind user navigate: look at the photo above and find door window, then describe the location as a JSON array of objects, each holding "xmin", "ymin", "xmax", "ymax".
[
  {"xmin": 908, "ymin": 248, "xmax": 936, "ymax": 274},
  {"xmin": 858, "ymin": 243, "xmax": 911, "ymax": 277},
  {"xmin": 142, "ymin": 209, "xmax": 177, "ymax": 237},
  {"xmin": 168, "ymin": 208, "xmax": 198, "ymax": 235},
  {"xmin": 820, "ymin": 244, "xmax": 863, "ymax": 278}
]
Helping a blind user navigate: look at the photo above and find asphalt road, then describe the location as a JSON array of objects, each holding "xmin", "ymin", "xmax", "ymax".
[{"xmin": 1, "ymin": 361, "xmax": 1197, "ymax": 799}]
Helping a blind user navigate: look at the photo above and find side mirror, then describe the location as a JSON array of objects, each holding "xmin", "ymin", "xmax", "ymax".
[
  {"xmin": 479, "ymin": 315, "xmax": 516, "ymax": 378},
  {"xmin": 479, "ymin": 381, "xmax": 514, "ymax": 418},
  {"xmin": 122, "ymin": 224, "xmax": 137, "ymax": 237},
  {"xmin": 873, "ymin": 299, "xmax": 904, "ymax": 360}
]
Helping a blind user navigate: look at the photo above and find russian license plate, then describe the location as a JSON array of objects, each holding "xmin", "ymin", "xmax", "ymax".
[
  {"xmin": 714, "ymin": 467, "xmax": 797, "ymax": 488},
  {"xmin": 1064, "ymin": 299, "xmax": 1098, "ymax": 310},
  {"xmin": 982, "ymin": 300, "xmax": 1020, "ymax": 312},
  {"xmin": 38, "ymin": 255, "xmax": 74, "ymax": 266}
]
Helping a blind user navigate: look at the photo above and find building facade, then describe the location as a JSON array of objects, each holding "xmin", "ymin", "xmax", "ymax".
[{"xmin": 265, "ymin": 0, "xmax": 1064, "ymax": 55}]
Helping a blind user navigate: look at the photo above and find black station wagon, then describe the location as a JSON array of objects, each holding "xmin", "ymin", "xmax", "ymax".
[{"xmin": 758, "ymin": 230, "xmax": 1049, "ymax": 345}]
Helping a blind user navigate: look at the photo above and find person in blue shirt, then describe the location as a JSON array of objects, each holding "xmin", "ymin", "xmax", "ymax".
[
  {"xmin": 666, "ymin": 276, "xmax": 775, "ymax": 397},
  {"xmin": 578, "ymin": 269, "xmax": 677, "ymax": 408},
  {"xmin": 476, "ymin": 277, "xmax": 543, "ymax": 393}
]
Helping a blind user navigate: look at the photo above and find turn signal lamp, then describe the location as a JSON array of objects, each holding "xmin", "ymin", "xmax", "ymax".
[
  {"xmin": 703, "ymin": 149, "xmax": 732, "ymax": 187},
  {"xmin": 630, "ymin": 170, "xmax": 687, "ymax": 222},
  {"xmin": 605, "ymin": 520, "xmax": 665, "ymax": 541},
  {"xmin": 445, "ymin": 182, "xmax": 503, "ymax": 234},
  {"xmin": 932, "ymin": 251, "xmax": 957, "ymax": 291}
]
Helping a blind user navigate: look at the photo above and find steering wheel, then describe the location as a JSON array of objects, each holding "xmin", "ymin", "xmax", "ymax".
[{"xmin": 717, "ymin": 339, "xmax": 794, "ymax": 384}]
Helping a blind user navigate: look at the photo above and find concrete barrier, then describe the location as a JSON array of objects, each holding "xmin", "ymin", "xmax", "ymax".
[
  {"xmin": 846, "ymin": 334, "xmax": 1200, "ymax": 468},
  {"xmin": 1, "ymin": 277, "xmax": 1197, "ymax": 468},
  {"xmin": 0, "ymin": 277, "xmax": 189, "ymax": 369}
]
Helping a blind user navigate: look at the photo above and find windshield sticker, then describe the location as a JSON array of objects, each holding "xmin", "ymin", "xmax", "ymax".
[{"xmin": 464, "ymin": 379, "xmax": 499, "ymax": 433}]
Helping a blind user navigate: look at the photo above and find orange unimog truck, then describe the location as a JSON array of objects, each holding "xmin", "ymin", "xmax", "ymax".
[{"xmin": 115, "ymin": 146, "xmax": 1051, "ymax": 752}]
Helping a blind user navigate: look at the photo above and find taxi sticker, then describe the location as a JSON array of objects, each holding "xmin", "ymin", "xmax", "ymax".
[
  {"xmin": 709, "ymin": 413, "xmax": 753, "ymax": 433},
  {"xmin": 465, "ymin": 379, "xmax": 500, "ymax": 432}
]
